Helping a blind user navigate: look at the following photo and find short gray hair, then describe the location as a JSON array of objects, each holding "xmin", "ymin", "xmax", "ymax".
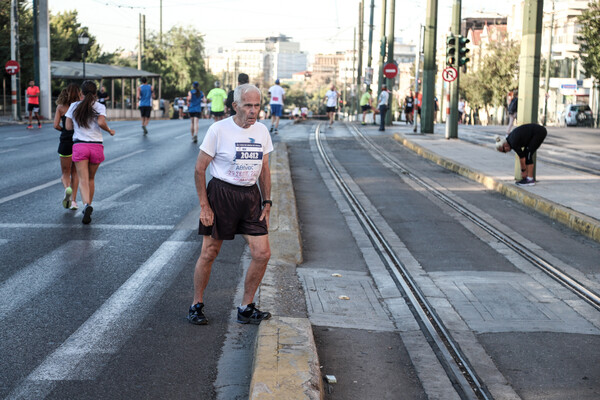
[
  {"xmin": 234, "ymin": 84, "xmax": 261, "ymax": 104},
  {"xmin": 494, "ymin": 135, "xmax": 508, "ymax": 151}
]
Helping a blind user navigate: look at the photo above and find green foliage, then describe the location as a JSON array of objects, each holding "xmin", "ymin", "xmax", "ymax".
[
  {"xmin": 461, "ymin": 40, "xmax": 520, "ymax": 108},
  {"xmin": 577, "ymin": 1, "xmax": 600, "ymax": 83},
  {"xmin": 0, "ymin": 0, "xmax": 34, "ymax": 92},
  {"xmin": 143, "ymin": 26, "xmax": 216, "ymax": 99}
]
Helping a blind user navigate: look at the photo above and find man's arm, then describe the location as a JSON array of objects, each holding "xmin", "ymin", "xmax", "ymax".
[
  {"xmin": 195, "ymin": 151, "xmax": 215, "ymax": 226},
  {"xmin": 258, "ymin": 154, "xmax": 271, "ymax": 225},
  {"xmin": 136, "ymin": 86, "xmax": 141, "ymax": 101}
]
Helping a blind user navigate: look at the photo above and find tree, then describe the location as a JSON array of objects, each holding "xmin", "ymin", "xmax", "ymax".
[
  {"xmin": 0, "ymin": 0, "xmax": 34, "ymax": 93},
  {"xmin": 578, "ymin": 1, "xmax": 600, "ymax": 83},
  {"xmin": 461, "ymin": 40, "xmax": 520, "ymax": 110},
  {"xmin": 143, "ymin": 26, "xmax": 215, "ymax": 99}
]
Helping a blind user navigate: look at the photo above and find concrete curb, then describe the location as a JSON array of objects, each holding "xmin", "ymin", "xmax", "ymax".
[
  {"xmin": 250, "ymin": 142, "xmax": 323, "ymax": 400},
  {"xmin": 393, "ymin": 133, "xmax": 600, "ymax": 244}
]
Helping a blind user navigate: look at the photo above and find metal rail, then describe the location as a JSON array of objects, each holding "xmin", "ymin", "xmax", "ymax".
[
  {"xmin": 349, "ymin": 124, "xmax": 600, "ymax": 312},
  {"xmin": 314, "ymin": 124, "xmax": 491, "ymax": 400}
]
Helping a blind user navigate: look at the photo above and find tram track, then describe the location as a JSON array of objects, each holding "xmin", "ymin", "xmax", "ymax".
[
  {"xmin": 314, "ymin": 124, "xmax": 491, "ymax": 400},
  {"xmin": 314, "ymin": 122, "xmax": 600, "ymax": 400},
  {"xmin": 346, "ymin": 124, "xmax": 600, "ymax": 313}
]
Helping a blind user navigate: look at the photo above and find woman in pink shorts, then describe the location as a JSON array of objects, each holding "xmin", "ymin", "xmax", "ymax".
[{"xmin": 65, "ymin": 81, "xmax": 115, "ymax": 224}]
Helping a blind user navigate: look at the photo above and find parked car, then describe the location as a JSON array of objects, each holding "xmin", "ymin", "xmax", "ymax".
[{"xmin": 564, "ymin": 104, "xmax": 594, "ymax": 127}]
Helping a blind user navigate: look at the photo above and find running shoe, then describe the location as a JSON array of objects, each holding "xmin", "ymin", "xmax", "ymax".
[
  {"xmin": 188, "ymin": 302, "xmax": 208, "ymax": 325},
  {"xmin": 192, "ymin": 134, "xmax": 198, "ymax": 143},
  {"xmin": 269, "ymin": 126, "xmax": 274, "ymax": 133},
  {"xmin": 62, "ymin": 187, "xmax": 72, "ymax": 209},
  {"xmin": 142, "ymin": 126, "xmax": 148, "ymax": 135},
  {"xmin": 70, "ymin": 201, "xmax": 78, "ymax": 210},
  {"xmin": 516, "ymin": 178, "xmax": 535, "ymax": 187},
  {"xmin": 274, "ymin": 129, "xmax": 278, "ymax": 135},
  {"xmin": 38, "ymin": 124, "xmax": 42, "ymax": 129},
  {"xmin": 237, "ymin": 303, "xmax": 271, "ymax": 325},
  {"xmin": 361, "ymin": 121, "xmax": 366, "ymax": 125},
  {"xmin": 26, "ymin": 125, "xmax": 33, "ymax": 129},
  {"xmin": 82, "ymin": 204, "xmax": 93, "ymax": 224}
]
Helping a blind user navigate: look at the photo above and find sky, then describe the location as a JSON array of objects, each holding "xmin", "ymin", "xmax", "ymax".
[{"xmin": 48, "ymin": 0, "xmax": 514, "ymax": 58}]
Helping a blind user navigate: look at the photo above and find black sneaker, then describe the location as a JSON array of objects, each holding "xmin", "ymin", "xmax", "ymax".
[
  {"xmin": 188, "ymin": 302, "xmax": 208, "ymax": 325},
  {"xmin": 237, "ymin": 303, "xmax": 271, "ymax": 325},
  {"xmin": 142, "ymin": 126, "xmax": 148, "ymax": 135},
  {"xmin": 269, "ymin": 126, "xmax": 274, "ymax": 133},
  {"xmin": 516, "ymin": 178, "xmax": 535, "ymax": 186},
  {"xmin": 82, "ymin": 204, "xmax": 93, "ymax": 224}
]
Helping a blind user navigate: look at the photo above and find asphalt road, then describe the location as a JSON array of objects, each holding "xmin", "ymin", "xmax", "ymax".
[{"xmin": 0, "ymin": 119, "xmax": 259, "ymax": 399}]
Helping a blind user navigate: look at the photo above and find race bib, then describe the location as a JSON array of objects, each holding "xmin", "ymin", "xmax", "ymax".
[{"xmin": 235, "ymin": 142, "xmax": 263, "ymax": 164}]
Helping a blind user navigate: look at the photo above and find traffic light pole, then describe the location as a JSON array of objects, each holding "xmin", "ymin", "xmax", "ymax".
[
  {"xmin": 445, "ymin": 0, "xmax": 461, "ymax": 139},
  {"xmin": 421, "ymin": 0, "xmax": 438, "ymax": 134},
  {"xmin": 385, "ymin": 0, "xmax": 395, "ymax": 126}
]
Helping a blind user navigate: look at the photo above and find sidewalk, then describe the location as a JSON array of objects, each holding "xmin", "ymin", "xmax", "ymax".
[{"xmin": 391, "ymin": 126, "xmax": 600, "ymax": 243}]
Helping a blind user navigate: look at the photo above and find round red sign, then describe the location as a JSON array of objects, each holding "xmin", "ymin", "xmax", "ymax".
[
  {"xmin": 383, "ymin": 63, "xmax": 398, "ymax": 79},
  {"xmin": 5, "ymin": 60, "xmax": 20, "ymax": 75}
]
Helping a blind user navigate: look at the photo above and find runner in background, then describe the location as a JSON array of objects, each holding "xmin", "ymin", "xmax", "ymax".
[
  {"xmin": 206, "ymin": 81, "xmax": 227, "ymax": 122},
  {"xmin": 360, "ymin": 87, "xmax": 373, "ymax": 125},
  {"xmin": 26, "ymin": 80, "xmax": 41, "ymax": 129},
  {"xmin": 137, "ymin": 77, "xmax": 154, "ymax": 135},
  {"xmin": 187, "ymin": 81, "xmax": 204, "ymax": 143},
  {"xmin": 268, "ymin": 79, "xmax": 285, "ymax": 134}
]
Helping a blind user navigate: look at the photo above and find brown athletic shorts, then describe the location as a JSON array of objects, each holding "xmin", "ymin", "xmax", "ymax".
[{"xmin": 198, "ymin": 178, "xmax": 268, "ymax": 240}]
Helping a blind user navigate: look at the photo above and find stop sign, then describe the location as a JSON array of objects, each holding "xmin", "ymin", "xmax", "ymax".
[
  {"xmin": 383, "ymin": 63, "xmax": 398, "ymax": 79},
  {"xmin": 5, "ymin": 60, "xmax": 20, "ymax": 75}
]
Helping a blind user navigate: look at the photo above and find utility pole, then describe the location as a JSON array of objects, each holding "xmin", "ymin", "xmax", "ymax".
[
  {"xmin": 10, "ymin": 0, "xmax": 21, "ymax": 121},
  {"xmin": 516, "ymin": 0, "xmax": 543, "ymax": 179},
  {"xmin": 367, "ymin": 0, "xmax": 375, "ymax": 87},
  {"xmin": 385, "ymin": 0, "xmax": 395, "ymax": 126},
  {"xmin": 33, "ymin": 0, "xmax": 40, "ymax": 86},
  {"xmin": 160, "ymin": 0, "xmax": 163, "ymax": 45},
  {"xmin": 445, "ymin": 0, "xmax": 461, "ymax": 139},
  {"xmin": 543, "ymin": 0, "xmax": 555, "ymax": 126},
  {"xmin": 421, "ymin": 0, "xmax": 438, "ymax": 133},
  {"xmin": 357, "ymin": 1, "xmax": 364, "ymax": 117},
  {"xmin": 38, "ymin": 0, "xmax": 51, "ymax": 120},
  {"xmin": 377, "ymin": 0, "xmax": 387, "ymax": 95}
]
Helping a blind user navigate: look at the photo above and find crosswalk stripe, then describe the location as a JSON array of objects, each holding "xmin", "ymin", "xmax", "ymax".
[
  {"xmin": 7, "ymin": 240, "xmax": 192, "ymax": 399},
  {"xmin": 0, "ymin": 240, "xmax": 108, "ymax": 322}
]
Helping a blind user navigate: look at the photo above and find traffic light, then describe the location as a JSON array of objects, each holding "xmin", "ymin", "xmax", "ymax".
[
  {"xmin": 446, "ymin": 35, "xmax": 456, "ymax": 66},
  {"xmin": 458, "ymin": 36, "xmax": 470, "ymax": 66}
]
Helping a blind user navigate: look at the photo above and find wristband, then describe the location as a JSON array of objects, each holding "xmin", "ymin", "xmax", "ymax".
[
  {"xmin": 521, "ymin": 168, "xmax": 526, "ymax": 172},
  {"xmin": 262, "ymin": 200, "xmax": 272, "ymax": 207}
]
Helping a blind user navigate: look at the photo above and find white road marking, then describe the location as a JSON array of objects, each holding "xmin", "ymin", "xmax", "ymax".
[
  {"xmin": 0, "ymin": 147, "xmax": 18, "ymax": 154},
  {"xmin": 0, "ymin": 150, "xmax": 145, "ymax": 205},
  {"xmin": 0, "ymin": 240, "xmax": 107, "ymax": 321},
  {"xmin": 0, "ymin": 223, "xmax": 174, "ymax": 230},
  {"xmin": 7, "ymin": 239, "xmax": 193, "ymax": 399}
]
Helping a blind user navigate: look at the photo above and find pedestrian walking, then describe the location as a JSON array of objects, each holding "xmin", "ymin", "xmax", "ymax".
[
  {"xmin": 187, "ymin": 81, "xmax": 204, "ymax": 143},
  {"xmin": 506, "ymin": 89, "xmax": 518, "ymax": 134},
  {"xmin": 324, "ymin": 84, "xmax": 339, "ymax": 126},
  {"xmin": 26, "ymin": 80, "xmax": 41, "ymax": 129},
  {"xmin": 97, "ymin": 86, "xmax": 110, "ymax": 107},
  {"xmin": 65, "ymin": 80, "xmax": 115, "ymax": 224},
  {"xmin": 226, "ymin": 73, "xmax": 249, "ymax": 117},
  {"xmin": 207, "ymin": 81, "xmax": 227, "ymax": 122},
  {"xmin": 137, "ymin": 77, "xmax": 154, "ymax": 135},
  {"xmin": 404, "ymin": 92, "xmax": 414, "ymax": 125},
  {"xmin": 159, "ymin": 98, "xmax": 166, "ymax": 117},
  {"xmin": 268, "ymin": 79, "xmax": 285, "ymax": 133},
  {"xmin": 458, "ymin": 98, "xmax": 465, "ymax": 124},
  {"xmin": 360, "ymin": 87, "xmax": 373, "ymax": 125},
  {"xmin": 177, "ymin": 97, "xmax": 185, "ymax": 120},
  {"xmin": 413, "ymin": 91, "xmax": 422, "ymax": 133},
  {"xmin": 53, "ymin": 83, "xmax": 81, "ymax": 211},
  {"xmin": 378, "ymin": 84, "xmax": 390, "ymax": 131},
  {"xmin": 495, "ymin": 123, "xmax": 547, "ymax": 186},
  {"xmin": 188, "ymin": 83, "xmax": 273, "ymax": 326}
]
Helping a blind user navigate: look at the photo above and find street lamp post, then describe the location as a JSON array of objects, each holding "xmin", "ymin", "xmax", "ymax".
[{"xmin": 78, "ymin": 32, "xmax": 89, "ymax": 79}]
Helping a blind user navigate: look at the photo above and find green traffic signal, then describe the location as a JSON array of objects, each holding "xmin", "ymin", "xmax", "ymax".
[
  {"xmin": 446, "ymin": 35, "xmax": 457, "ymax": 66},
  {"xmin": 458, "ymin": 36, "xmax": 470, "ymax": 66}
]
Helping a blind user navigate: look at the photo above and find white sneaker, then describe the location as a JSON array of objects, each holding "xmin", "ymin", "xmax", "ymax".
[
  {"xmin": 70, "ymin": 201, "xmax": 78, "ymax": 210},
  {"xmin": 62, "ymin": 187, "xmax": 72, "ymax": 209}
]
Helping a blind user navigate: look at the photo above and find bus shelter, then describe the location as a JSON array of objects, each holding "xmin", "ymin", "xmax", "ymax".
[{"xmin": 51, "ymin": 61, "xmax": 163, "ymax": 119}]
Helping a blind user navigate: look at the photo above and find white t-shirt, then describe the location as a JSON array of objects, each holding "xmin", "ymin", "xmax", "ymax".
[
  {"xmin": 200, "ymin": 117, "xmax": 274, "ymax": 186},
  {"xmin": 378, "ymin": 90, "xmax": 389, "ymax": 107},
  {"xmin": 325, "ymin": 90, "xmax": 338, "ymax": 107},
  {"xmin": 269, "ymin": 85, "xmax": 285, "ymax": 105},
  {"xmin": 65, "ymin": 101, "xmax": 107, "ymax": 142}
]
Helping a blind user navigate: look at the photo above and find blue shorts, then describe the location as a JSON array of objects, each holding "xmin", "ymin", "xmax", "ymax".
[{"xmin": 270, "ymin": 104, "xmax": 282, "ymax": 117}]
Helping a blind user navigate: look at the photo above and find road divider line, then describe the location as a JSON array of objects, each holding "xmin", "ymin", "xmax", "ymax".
[
  {"xmin": 0, "ymin": 223, "xmax": 175, "ymax": 230},
  {"xmin": 8, "ymin": 240, "xmax": 193, "ymax": 399},
  {"xmin": 0, "ymin": 241, "xmax": 108, "ymax": 322},
  {"xmin": 0, "ymin": 150, "xmax": 146, "ymax": 206}
]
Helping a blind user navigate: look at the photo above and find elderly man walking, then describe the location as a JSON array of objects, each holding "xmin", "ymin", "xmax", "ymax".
[{"xmin": 188, "ymin": 84, "xmax": 274, "ymax": 326}]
